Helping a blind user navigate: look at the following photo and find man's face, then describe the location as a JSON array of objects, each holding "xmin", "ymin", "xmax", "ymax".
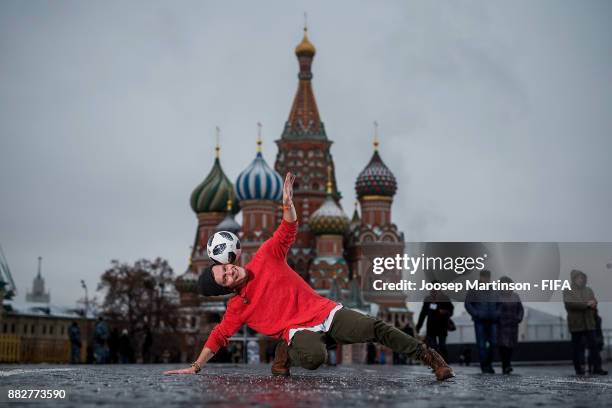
[{"xmin": 212, "ymin": 264, "xmax": 248, "ymax": 289}]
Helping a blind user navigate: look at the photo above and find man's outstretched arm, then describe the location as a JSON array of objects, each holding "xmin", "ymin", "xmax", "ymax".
[
  {"xmin": 164, "ymin": 306, "xmax": 243, "ymax": 375},
  {"xmin": 282, "ymin": 172, "xmax": 297, "ymax": 223}
]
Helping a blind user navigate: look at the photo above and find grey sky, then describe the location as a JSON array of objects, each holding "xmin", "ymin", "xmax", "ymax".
[{"xmin": 1, "ymin": 1, "xmax": 611, "ymax": 316}]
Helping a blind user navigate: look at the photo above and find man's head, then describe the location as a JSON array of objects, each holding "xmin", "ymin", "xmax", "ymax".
[
  {"xmin": 479, "ymin": 269, "xmax": 491, "ymax": 283},
  {"xmin": 570, "ymin": 269, "xmax": 587, "ymax": 288},
  {"xmin": 198, "ymin": 263, "xmax": 248, "ymax": 296}
]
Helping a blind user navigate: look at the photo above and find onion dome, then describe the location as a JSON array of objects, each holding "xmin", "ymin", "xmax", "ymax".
[
  {"xmin": 295, "ymin": 27, "xmax": 316, "ymax": 57},
  {"xmin": 175, "ymin": 263, "xmax": 199, "ymax": 294},
  {"xmin": 355, "ymin": 124, "xmax": 397, "ymax": 198},
  {"xmin": 235, "ymin": 125, "xmax": 283, "ymax": 201},
  {"xmin": 310, "ymin": 167, "xmax": 349, "ymax": 235},
  {"xmin": 215, "ymin": 199, "xmax": 241, "ymax": 234},
  {"xmin": 190, "ymin": 129, "xmax": 239, "ymax": 214}
]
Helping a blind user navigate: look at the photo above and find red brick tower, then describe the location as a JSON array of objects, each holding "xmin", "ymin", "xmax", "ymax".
[{"xmin": 274, "ymin": 26, "xmax": 341, "ymax": 280}]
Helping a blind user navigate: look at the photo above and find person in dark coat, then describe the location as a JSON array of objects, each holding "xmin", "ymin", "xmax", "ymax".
[
  {"xmin": 497, "ymin": 276, "xmax": 524, "ymax": 374},
  {"xmin": 366, "ymin": 342, "xmax": 377, "ymax": 364},
  {"xmin": 118, "ymin": 329, "xmax": 133, "ymax": 364},
  {"xmin": 108, "ymin": 328, "xmax": 120, "ymax": 364},
  {"xmin": 416, "ymin": 283, "xmax": 454, "ymax": 361},
  {"xmin": 563, "ymin": 269, "xmax": 607, "ymax": 375},
  {"xmin": 68, "ymin": 321, "xmax": 81, "ymax": 364},
  {"xmin": 589, "ymin": 312, "xmax": 605, "ymax": 374},
  {"xmin": 465, "ymin": 269, "xmax": 501, "ymax": 374},
  {"xmin": 93, "ymin": 317, "xmax": 109, "ymax": 364},
  {"xmin": 142, "ymin": 326, "xmax": 153, "ymax": 364}
]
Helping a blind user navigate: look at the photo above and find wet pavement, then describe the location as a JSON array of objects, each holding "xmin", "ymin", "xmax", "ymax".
[{"xmin": 0, "ymin": 363, "xmax": 610, "ymax": 407}]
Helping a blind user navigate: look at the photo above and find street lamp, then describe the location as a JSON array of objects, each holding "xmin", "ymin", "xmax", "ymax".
[
  {"xmin": 80, "ymin": 280, "xmax": 89, "ymax": 316},
  {"xmin": 80, "ymin": 280, "xmax": 89, "ymax": 363}
]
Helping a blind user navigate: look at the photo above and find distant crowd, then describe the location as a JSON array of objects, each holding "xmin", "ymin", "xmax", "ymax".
[
  {"xmin": 400, "ymin": 269, "xmax": 607, "ymax": 375},
  {"xmin": 68, "ymin": 320, "xmax": 156, "ymax": 364}
]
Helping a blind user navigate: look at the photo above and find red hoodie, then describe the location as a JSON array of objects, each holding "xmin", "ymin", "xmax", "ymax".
[{"xmin": 204, "ymin": 219, "xmax": 338, "ymax": 353}]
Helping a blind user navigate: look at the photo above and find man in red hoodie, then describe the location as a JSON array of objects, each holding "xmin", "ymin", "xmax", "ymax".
[{"xmin": 164, "ymin": 173, "xmax": 454, "ymax": 380}]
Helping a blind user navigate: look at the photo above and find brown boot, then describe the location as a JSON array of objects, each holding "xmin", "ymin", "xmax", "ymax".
[
  {"xmin": 271, "ymin": 341, "xmax": 290, "ymax": 376},
  {"xmin": 418, "ymin": 344, "xmax": 455, "ymax": 381}
]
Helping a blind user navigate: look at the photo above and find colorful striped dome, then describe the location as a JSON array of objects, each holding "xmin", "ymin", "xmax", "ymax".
[
  {"xmin": 309, "ymin": 195, "xmax": 349, "ymax": 235},
  {"xmin": 235, "ymin": 151, "xmax": 283, "ymax": 201},
  {"xmin": 190, "ymin": 157, "xmax": 239, "ymax": 214},
  {"xmin": 355, "ymin": 150, "xmax": 397, "ymax": 198}
]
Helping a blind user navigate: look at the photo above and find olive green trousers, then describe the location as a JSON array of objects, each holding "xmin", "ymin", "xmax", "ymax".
[{"xmin": 288, "ymin": 308, "xmax": 421, "ymax": 370}]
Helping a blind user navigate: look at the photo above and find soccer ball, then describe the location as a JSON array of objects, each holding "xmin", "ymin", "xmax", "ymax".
[{"xmin": 206, "ymin": 231, "xmax": 242, "ymax": 264}]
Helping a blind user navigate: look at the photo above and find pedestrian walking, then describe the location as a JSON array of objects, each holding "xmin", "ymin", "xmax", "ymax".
[
  {"xmin": 497, "ymin": 276, "xmax": 524, "ymax": 374},
  {"xmin": 142, "ymin": 326, "xmax": 153, "ymax": 364},
  {"xmin": 416, "ymin": 282, "xmax": 454, "ymax": 361},
  {"xmin": 465, "ymin": 269, "xmax": 501, "ymax": 374},
  {"xmin": 93, "ymin": 317, "xmax": 109, "ymax": 364},
  {"xmin": 119, "ymin": 328, "xmax": 133, "ymax": 364},
  {"xmin": 68, "ymin": 321, "xmax": 81, "ymax": 364},
  {"xmin": 108, "ymin": 328, "xmax": 120, "ymax": 364}
]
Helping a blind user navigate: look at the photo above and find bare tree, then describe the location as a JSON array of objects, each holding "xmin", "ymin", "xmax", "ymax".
[{"xmin": 98, "ymin": 258, "xmax": 180, "ymax": 361}]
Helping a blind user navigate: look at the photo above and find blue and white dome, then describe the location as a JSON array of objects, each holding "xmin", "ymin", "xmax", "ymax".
[{"xmin": 235, "ymin": 151, "xmax": 283, "ymax": 201}]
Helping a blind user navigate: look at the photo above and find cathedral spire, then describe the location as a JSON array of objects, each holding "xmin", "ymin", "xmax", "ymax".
[
  {"xmin": 215, "ymin": 126, "xmax": 220, "ymax": 158},
  {"xmin": 282, "ymin": 24, "xmax": 325, "ymax": 139},
  {"xmin": 256, "ymin": 122, "xmax": 263, "ymax": 153},
  {"xmin": 373, "ymin": 121, "xmax": 380, "ymax": 151}
]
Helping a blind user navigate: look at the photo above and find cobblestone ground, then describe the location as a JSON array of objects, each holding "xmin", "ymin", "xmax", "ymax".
[{"xmin": 1, "ymin": 364, "xmax": 610, "ymax": 407}]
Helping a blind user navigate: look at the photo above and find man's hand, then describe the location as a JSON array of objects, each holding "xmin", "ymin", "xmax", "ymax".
[
  {"xmin": 163, "ymin": 366, "xmax": 198, "ymax": 375},
  {"xmin": 283, "ymin": 172, "xmax": 296, "ymax": 206},
  {"xmin": 587, "ymin": 299, "xmax": 598, "ymax": 309},
  {"xmin": 282, "ymin": 172, "xmax": 297, "ymax": 223}
]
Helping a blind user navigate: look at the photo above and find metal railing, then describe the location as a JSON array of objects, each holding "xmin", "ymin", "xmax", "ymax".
[
  {"xmin": 0, "ymin": 335, "xmax": 72, "ymax": 363},
  {"xmin": 0, "ymin": 334, "xmax": 21, "ymax": 362}
]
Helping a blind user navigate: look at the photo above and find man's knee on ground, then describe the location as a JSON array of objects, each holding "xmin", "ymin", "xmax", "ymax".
[{"xmin": 300, "ymin": 348, "xmax": 327, "ymax": 370}]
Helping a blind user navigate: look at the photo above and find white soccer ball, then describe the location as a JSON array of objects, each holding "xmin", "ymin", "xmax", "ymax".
[{"xmin": 206, "ymin": 231, "xmax": 242, "ymax": 265}]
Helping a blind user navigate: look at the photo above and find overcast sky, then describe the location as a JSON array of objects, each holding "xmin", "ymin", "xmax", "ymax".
[{"xmin": 1, "ymin": 1, "xmax": 611, "ymax": 315}]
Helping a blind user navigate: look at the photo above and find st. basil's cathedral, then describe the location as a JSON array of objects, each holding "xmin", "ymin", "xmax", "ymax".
[{"xmin": 174, "ymin": 27, "xmax": 411, "ymax": 364}]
